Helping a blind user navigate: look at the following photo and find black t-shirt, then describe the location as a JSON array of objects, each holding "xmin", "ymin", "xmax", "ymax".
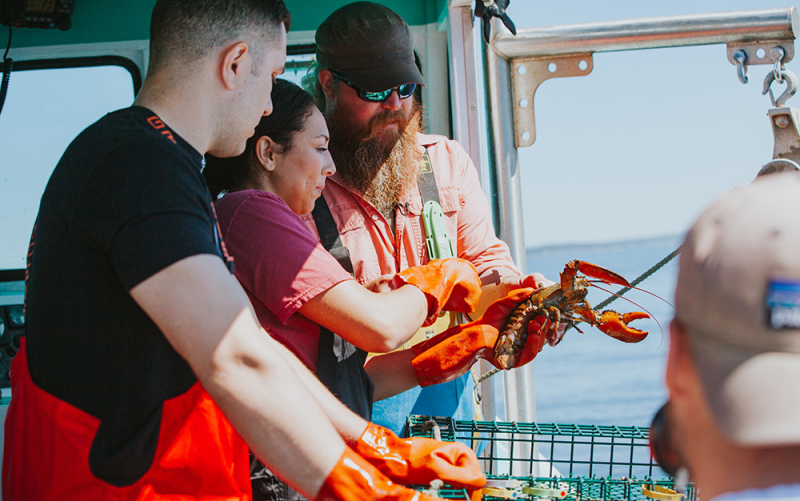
[{"xmin": 24, "ymin": 106, "xmax": 224, "ymax": 484}]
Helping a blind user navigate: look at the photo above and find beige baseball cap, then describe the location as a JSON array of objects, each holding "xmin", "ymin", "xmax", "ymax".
[{"xmin": 675, "ymin": 171, "xmax": 800, "ymax": 445}]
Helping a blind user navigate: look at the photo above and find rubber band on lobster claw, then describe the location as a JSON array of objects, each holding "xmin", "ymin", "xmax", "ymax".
[{"xmin": 410, "ymin": 288, "xmax": 545, "ymax": 387}]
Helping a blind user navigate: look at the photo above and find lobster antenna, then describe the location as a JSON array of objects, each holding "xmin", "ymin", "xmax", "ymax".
[{"xmin": 588, "ymin": 280, "xmax": 675, "ymax": 310}]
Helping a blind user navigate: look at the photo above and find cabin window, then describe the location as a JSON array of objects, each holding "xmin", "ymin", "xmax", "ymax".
[
  {"xmin": 0, "ymin": 61, "xmax": 136, "ymax": 275},
  {"xmin": 282, "ymin": 51, "xmax": 316, "ymax": 87}
]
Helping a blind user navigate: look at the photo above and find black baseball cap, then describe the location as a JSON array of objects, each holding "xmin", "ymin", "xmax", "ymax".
[{"xmin": 315, "ymin": 2, "xmax": 425, "ymax": 92}]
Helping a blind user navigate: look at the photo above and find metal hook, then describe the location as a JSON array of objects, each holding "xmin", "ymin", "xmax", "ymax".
[
  {"xmin": 763, "ymin": 67, "xmax": 799, "ymax": 107},
  {"xmin": 770, "ymin": 47, "xmax": 786, "ymax": 84},
  {"xmin": 733, "ymin": 50, "xmax": 748, "ymax": 84}
]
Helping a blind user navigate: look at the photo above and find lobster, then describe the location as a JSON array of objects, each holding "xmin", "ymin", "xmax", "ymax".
[{"xmin": 493, "ymin": 260, "xmax": 650, "ymax": 370}]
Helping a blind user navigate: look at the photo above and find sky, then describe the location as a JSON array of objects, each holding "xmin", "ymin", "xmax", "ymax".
[{"xmin": 505, "ymin": 0, "xmax": 800, "ymax": 248}]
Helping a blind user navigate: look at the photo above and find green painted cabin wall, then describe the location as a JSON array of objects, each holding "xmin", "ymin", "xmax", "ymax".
[
  {"xmin": 2, "ymin": 0, "xmax": 449, "ymax": 50},
  {"xmin": 4, "ymin": 0, "xmax": 157, "ymax": 49}
]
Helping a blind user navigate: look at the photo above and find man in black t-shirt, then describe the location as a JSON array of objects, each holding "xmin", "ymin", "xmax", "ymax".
[{"xmin": 1, "ymin": 1, "xmax": 461, "ymax": 500}]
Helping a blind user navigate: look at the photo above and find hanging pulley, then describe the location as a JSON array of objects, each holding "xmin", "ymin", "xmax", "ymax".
[
  {"xmin": 755, "ymin": 47, "xmax": 800, "ymax": 176},
  {"xmin": 758, "ymin": 99, "xmax": 800, "ymax": 177}
]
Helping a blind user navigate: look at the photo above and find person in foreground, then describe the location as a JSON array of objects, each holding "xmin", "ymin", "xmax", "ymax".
[
  {"xmin": 660, "ymin": 171, "xmax": 800, "ymax": 500},
  {"xmin": 303, "ymin": 1, "xmax": 556, "ymax": 432},
  {"xmin": 204, "ymin": 79, "xmax": 488, "ymax": 499},
  {"xmin": 1, "ymin": 1, "xmax": 481, "ymax": 499}
]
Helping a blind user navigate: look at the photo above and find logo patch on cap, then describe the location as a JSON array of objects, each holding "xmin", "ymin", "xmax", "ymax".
[{"xmin": 766, "ymin": 278, "xmax": 800, "ymax": 329}]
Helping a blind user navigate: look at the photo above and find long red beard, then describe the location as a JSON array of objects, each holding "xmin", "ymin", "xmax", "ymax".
[{"xmin": 327, "ymin": 101, "xmax": 423, "ymax": 215}]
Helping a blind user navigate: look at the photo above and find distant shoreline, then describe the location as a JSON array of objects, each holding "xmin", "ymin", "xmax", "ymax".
[{"xmin": 527, "ymin": 234, "xmax": 683, "ymax": 257}]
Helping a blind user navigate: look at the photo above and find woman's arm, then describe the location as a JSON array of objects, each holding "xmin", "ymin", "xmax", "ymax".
[{"xmin": 299, "ymin": 280, "xmax": 428, "ymax": 352}]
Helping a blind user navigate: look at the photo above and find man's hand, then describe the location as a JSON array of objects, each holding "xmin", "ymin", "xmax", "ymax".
[
  {"xmin": 475, "ymin": 268, "xmax": 557, "ymax": 318},
  {"xmin": 317, "ymin": 447, "xmax": 442, "ymax": 501},
  {"xmin": 410, "ymin": 288, "xmax": 548, "ymax": 386},
  {"xmin": 355, "ymin": 422, "xmax": 486, "ymax": 490},
  {"xmin": 516, "ymin": 274, "xmax": 567, "ymax": 345},
  {"xmin": 476, "ymin": 270, "xmax": 565, "ymax": 343},
  {"xmin": 515, "ymin": 272, "xmax": 557, "ymax": 291}
]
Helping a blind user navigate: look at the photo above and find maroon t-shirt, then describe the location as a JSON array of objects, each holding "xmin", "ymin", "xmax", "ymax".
[{"xmin": 214, "ymin": 190, "xmax": 354, "ymax": 371}]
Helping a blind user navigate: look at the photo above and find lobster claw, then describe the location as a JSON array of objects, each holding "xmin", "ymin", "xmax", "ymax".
[
  {"xmin": 596, "ymin": 310, "xmax": 649, "ymax": 343},
  {"xmin": 566, "ymin": 260, "xmax": 632, "ymax": 288}
]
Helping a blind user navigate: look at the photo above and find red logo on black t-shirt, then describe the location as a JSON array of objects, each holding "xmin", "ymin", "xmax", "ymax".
[{"xmin": 147, "ymin": 115, "xmax": 177, "ymax": 145}]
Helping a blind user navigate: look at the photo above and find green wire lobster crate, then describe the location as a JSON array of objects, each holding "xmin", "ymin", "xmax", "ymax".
[{"xmin": 407, "ymin": 416, "xmax": 695, "ymax": 501}]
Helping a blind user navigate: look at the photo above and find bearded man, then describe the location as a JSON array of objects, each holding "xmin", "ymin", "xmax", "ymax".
[{"xmin": 303, "ymin": 1, "xmax": 554, "ymax": 434}]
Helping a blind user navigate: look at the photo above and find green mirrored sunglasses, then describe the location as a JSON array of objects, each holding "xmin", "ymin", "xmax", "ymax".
[{"xmin": 331, "ymin": 71, "xmax": 417, "ymax": 102}]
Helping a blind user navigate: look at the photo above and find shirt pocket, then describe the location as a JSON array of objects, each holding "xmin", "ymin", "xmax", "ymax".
[
  {"xmin": 438, "ymin": 187, "xmax": 465, "ymax": 214},
  {"xmin": 335, "ymin": 206, "xmax": 367, "ymax": 234},
  {"xmin": 439, "ymin": 188, "xmax": 463, "ymax": 245},
  {"xmin": 407, "ymin": 187, "xmax": 463, "ymax": 216}
]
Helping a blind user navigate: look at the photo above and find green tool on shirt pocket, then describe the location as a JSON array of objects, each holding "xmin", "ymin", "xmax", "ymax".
[{"xmin": 422, "ymin": 200, "xmax": 455, "ymax": 259}]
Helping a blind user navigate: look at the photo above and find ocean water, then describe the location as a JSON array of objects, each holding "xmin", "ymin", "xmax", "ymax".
[{"xmin": 523, "ymin": 235, "xmax": 683, "ymax": 428}]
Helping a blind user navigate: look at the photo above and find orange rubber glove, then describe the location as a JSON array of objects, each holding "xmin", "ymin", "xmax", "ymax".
[
  {"xmin": 316, "ymin": 446, "xmax": 440, "ymax": 501},
  {"xmin": 355, "ymin": 422, "xmax": 486, "ymax": 490},
  {"xmin": 411, "ymin": 288, "xmax": 548, "ymax": 386},
  {"xmin": 391, "ymin": 258, "xmax": 482, "ymax": 326}
]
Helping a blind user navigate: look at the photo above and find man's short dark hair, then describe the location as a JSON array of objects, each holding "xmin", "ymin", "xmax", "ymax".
[{"xmin": 149, "ymin": 0, "xmax": 291, "ymax": 73}]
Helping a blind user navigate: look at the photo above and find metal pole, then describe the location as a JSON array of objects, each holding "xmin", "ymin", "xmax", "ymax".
[
  {"xmin": 493, "ymin": 7, "xmax": 798, "ymax": 59},
  {"xmin": 447, "ymin": 4, "xmax": 507, "ymax": 427},
  {"xmin": 484, "ymin": 19, "xmax": 536, "ymax": 426}
]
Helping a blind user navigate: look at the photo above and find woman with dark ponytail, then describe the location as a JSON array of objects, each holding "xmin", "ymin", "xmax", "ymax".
[
  {"xmin": 205, "ymin": 79, "xmax": 484, "ymax": 500},
  {"xmin": 204, "ymin": 79, "xmax": 318, "ymax": 201}
]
